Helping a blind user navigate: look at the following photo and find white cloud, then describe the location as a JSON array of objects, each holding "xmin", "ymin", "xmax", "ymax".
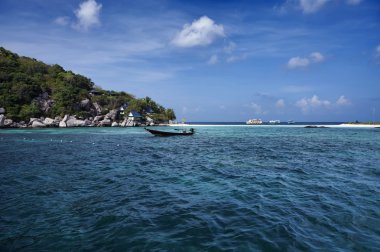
[
  {"xmin": 208, "ymin": 55, "xmax": 218, "ymax": 65},
  {"xmin": 54, "ymin": 16, "xmax": 70, "ymax": 26},
  {"xmin": 336, "ymin": 95, "xmax": 351, "ymax": 106},
  {"xmin": 299, "ymin": 0, "xmax": 329, "ymax": 14},
  {"xmin": 310, "ymin": 52, "xmax": 325, "ymax": 62},
  {"xmin": 287, "ymin": 56, "xmax": 310, "ymax": 69},
  {"xmin": 295, "ymin": 95, "xmax": 331, "ymax": 113},
  {"xmin": 74, "ymin": 0, "xmax": 102, "ymax": 31},
  {"xmin": 276, "ymin": 99, "xmax": 285, "ymax": 108},
  {"xmin": 276, "ymin": 0, "xmax": 360, "ymax": 14},
  {"xmin": 172, "ymin": 16, "xmax": 225, "ymax": 48},
  {"xmin": 346, "ymin": 0, "xmax": 363, "ymax": 5},
  {"xmin": 287, "ymin": 52, "xmax": 325, "ymax": 69}
]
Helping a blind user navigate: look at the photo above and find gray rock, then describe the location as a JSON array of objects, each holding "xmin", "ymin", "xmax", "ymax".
[
  {"xmin": 66, "ymin": 116, "xmax": 86, "ymax": 127},
  {"xmin": 93, "ymin": 115, "xmax": 104, "ymax": 122},
  {"xmin": 34, "ymin": 92, "xmax": 53, "ymax": 113},
  {"xmin": 29, "ymin": 118, "xmax": 40, "ymax": 124},
  {"xmin": 32, "ymin": 120, "xmax": 46, "ymax": 128},
  {"xmin": 18, "ymin": 122, "xmax": 28, "ymax": 128},
  {"xmin": 121, "ymin": 118, "xmax": 137, "ymax": 127},
  {"xmin": 120, "ymin": 118, "xmax": 127, "ymax": 127},
  {"xmin": 99, "ymin": 118, "xmax": 111, "ymax": 126},
  {"xmin": 0, "ymin": 114, "xmax": 5, "ymax": 127},
  {"xmin": 4, "ymin": 119, "xmax": 13, "ymax": 126},
  {"xmin": 111, "ymin": 122, "xmax": 119, "ymax": 127},
  {"xmin": 80, "ymin": 98, "xmax": 91, "ymax": 109},
  {"xmin": 105, "ymin": 109, "xmax": 118, "ymax": 121},
  {"xmin": 146, "ymin": 116, "xmax": 155, "ymax": 126},
  {"xmin": 93, "ymin": 102, "xmax": 102, "ymax": 115},
  {"xmin": 59, "ymin": 114, "xmax": 69, "ymax": 127},
  {"xmin": 43, "ymin": 117, "xmax": 55, "ymax": 126}
]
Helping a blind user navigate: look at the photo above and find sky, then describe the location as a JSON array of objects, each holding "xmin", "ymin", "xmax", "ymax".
[{"xmin": 0, "ymin": 0, "xmax": 379, "ymax": 122}]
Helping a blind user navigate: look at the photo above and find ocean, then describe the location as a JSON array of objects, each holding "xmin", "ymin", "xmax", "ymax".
[{"xmin": 1, "ymin": 125, "xmax": 379, "ymax": 251}]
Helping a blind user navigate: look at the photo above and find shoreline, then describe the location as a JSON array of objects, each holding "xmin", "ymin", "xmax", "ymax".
[
  {"xmin": 169, "ymin": 123, "xmax": 380, "ymax": 128},
  {"xmin": 1, "ymin": 122, "xmax": 379, "ymax": 129}
]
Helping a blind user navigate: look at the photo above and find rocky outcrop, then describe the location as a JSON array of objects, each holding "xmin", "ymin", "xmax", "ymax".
[
  {"xmin": 120, "ymin": 118, "xmax": 138, "ymax": 127},
  {"xmin": 105, "ymin": 109, "xmax": 118, "ymax": 121},
  {"xmin": 43, "ymin": 117, "xmax": 58, "ymax": 127},
  {"xmin": 0, "ymin": 114, "xmax": 5, "ymax": 127},
  {"xmin": 59, "ymin": 115, "xmax": 69, "ymax": 127},
  {"xmin": 93, "ymin": 102, "xmax": 102, "ymax": 115},
  {"xmin": 32, "ymin": 120, "xmax": 46, "ymax": 128},
  {"xmin": 146, "ymin": 116, "xmax": 155, "ymax": 126},
  {"xmin": 99, "ymin": 118, "xmax": 111, "ymax": 127},
  {"xmin": 34, "ymin": 92, "xmax": 53, "ymax": 113},
  {"xmin": 66, "ymin": 116, "xmax": 91, "ymax": 127},
  {"xmin": 93, "ymin": 115, "xmax": 104, "ymax": 123},
  {"xmin": 4, "ymin": 119, "xmax": 13, "ymax": 127},
  {"xmin": 1, "ymin": 111, "xmax": 160, "ymax": 128},
  {"xmin": 80, "ymin": 98, "xmax": 91, "ymax": 110}
]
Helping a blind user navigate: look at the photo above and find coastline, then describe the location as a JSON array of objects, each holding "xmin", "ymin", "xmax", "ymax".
[{"xmin": 169, "ymin": 123, "xmax": 380, "ymax": 128}]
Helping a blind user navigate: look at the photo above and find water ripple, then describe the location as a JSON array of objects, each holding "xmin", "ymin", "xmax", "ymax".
[{"xmin": 1, "ymin": 127, "xmax": 380, "ymax": 250}]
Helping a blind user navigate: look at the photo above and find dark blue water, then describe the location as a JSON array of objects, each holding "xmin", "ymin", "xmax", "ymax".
[{"xmin": 1, "ymin": 126, "xmax": 379, "ymax": 251}]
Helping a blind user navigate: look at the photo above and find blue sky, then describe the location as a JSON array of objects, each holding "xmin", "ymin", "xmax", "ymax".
[{"xmin": 1, "ymin": 0, "xmax": 379, "ymax": 122}]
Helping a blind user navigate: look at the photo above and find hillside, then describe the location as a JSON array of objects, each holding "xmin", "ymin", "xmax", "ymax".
[{"xmin": 0, "ymin": 47, "xmax": 175, "ymax": 127}]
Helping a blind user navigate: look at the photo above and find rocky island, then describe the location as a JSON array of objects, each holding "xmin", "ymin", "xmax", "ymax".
[{"xmin": 0, "ymin": 47, "xmax": 176, "ymax": 128}]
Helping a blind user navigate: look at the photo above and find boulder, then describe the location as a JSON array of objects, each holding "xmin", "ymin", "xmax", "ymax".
[
  {"xmin": 13, "ymin": 121, "xmax": 28, "ymax": 128},
  {"xmin": 59, "ymin": 114, "xmax": 69, "ymax": 127},
  {"xmin": 32, "ymin": 120, "xmax": 46, "ymax": 128},
  {"xmin": 0, "ymin": 114, "xmax": 5, "ymax": 127},
  {"xmin": 80, "ymin": 98, "xmax": 91, "ymax": 109},
  {"xmin": 146, "ymin": 116, "xmax": 155, "ymax": 126},
  {"xmin": 93, "ymin": 115, "xmax": 104, "ymax": 122},
  {"xmin": 66, "ymin": 116, "xmax": 86, "ymax": 127},
  {"xmin": 111, "ymin": 122, "xmax": 119, "ymax": 127},
  {"xmin": 99, "ymin": 118, "xmax": 111, "ymax": 127},
  {"xmin": 121, "ymin": 118, "xmax": 136, "ymax": 127},
  {"xmin": 105, "ymin": 109, "xmax": 118, "ymax": 121},
  {"xmin": 4, "ymin": 119, "xmax": 13, "ymax": 127},
  {"xmin": 43, "ymin": 117, "xmax": 55, "ymax": 126},
  {"xmin": 34, "ymin": 92, "xmax": 53, "ymax": 113},
  {"xmin": 93, "ymin": 102, "xmax": 102, "ymax": 115},
  {"xmin": 29, "ymin": 118, "xmax": 39, "ymax": 124}
]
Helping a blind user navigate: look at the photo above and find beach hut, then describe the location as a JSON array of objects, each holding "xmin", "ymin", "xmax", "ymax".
[
  {"xmin": 119, "ymin": 103, "xmax": 129, "ymax": 115},
  {"xmin": 128, "ymin": 111, "xmax": 142, "ymax": 122}
]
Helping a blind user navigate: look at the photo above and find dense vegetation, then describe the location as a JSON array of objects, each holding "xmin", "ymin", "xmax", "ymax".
[{"xmin": 0, "ymin": 47, "xmax": 175, "ymax": 122}]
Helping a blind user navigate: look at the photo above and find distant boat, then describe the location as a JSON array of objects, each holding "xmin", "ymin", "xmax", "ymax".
[
  {"xmin": 246, "ymin": 119, "xmax": 263, "ymax": 125},
  {"xmin": 269, "ymin": 120, "xmax": 280, "ymax": 124},
  {"xmin": 287, "ymin": 120, "xmax": 295, "ymax": 124},
  {"xmin": 145, "ymin": 128, "xmax": 195, "ymax": 137}
]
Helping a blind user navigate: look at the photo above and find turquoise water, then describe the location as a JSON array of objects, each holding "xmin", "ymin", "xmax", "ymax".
[{"xmin": 1, "ymin": 126, "xmax": 379, "ymax": 251}]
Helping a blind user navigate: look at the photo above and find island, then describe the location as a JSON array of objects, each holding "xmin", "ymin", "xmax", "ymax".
[
  {"xmin": 0, "ymin": 47, "xmax": 176, "ymax": 128},
  {"xmin": 339, "ymin": 122, "xmax": 380, "ymax": 128}
]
